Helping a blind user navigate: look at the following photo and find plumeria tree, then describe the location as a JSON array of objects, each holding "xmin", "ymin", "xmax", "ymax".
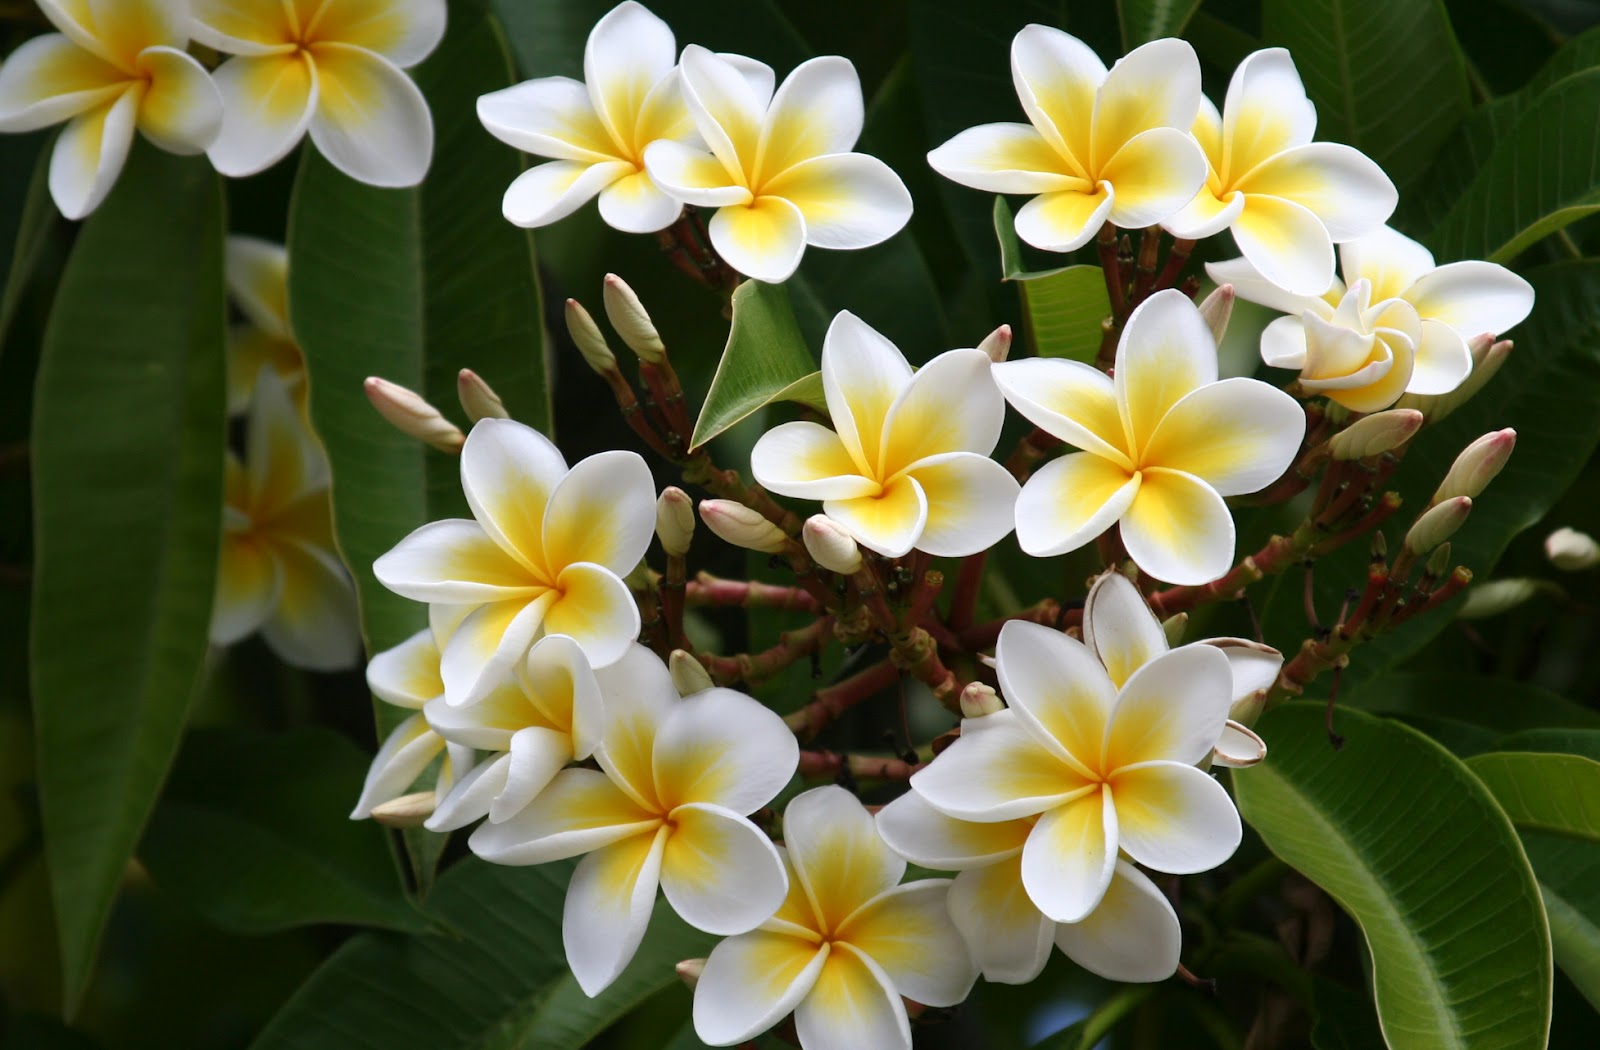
[{"xmin": 4, "ymin": 1, "xmax": 1600, "ymax": 1048}]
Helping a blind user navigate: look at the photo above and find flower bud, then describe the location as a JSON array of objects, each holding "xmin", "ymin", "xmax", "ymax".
[
  {"xmin": 1327, "ymin": 409, "xmax": 1424, "ymax": 460},
  {"xmin": 1397, "ymin": 335, "xmax": 1511, "ymax": 421},
  {"xmin": 1426, "ymin": 542, "xmax": 1453, "ymax": 578},
  {"xmin": 977, "ymin": 324, "xmax": 1012, "ymax": 363},
  {"xmin": 1405, "ymin": 496, "xmax": 1472, "ymax": 554},
  {"xmin": 369, "ymin": 790, "xmax": 436, "ymax": 827},
  {"xmin": 1432, "ymin": 429, "xmax": 1515, "ymax": 504},
  {"xmin": 959, "ymin": 682, "xmax": 1003, "ymax": 719},
  {"xmin": 363, "ymin": 376, "xmax": 465, "ymax": 453},
  {"xmin": 1160, "ymin": 612, "xmax": 1188, "ymax": 647},
  {"xmin": 456, "ymin": 368, "xmax": 509, "ymax": 422},
  {"xmin": 1458, "ymin": 578, "xmax": 1550, "ymax": 620},
  {"xmin": 1545, "ymin": 527, "xmax": 1599, "ymax": 571},
  {"xmin": 669, "ymin": 649, "xmax": 713, "ymax": 696},
  {"xmin": 565, "ymin": 298, "xmax": 618, "ymax": 376},
  {"xmin": 656, "ymin": 486, "xmax": 695, "ymax": 556},
  {"xmin": 1198, "ymin": 283, "xmax": 1235, "ymax": 345},
  {"xmin": 602, "ymin": 273, "xmax": 665, "ymax": 364},
  {"xmin": 676, "ymin": 958, "xmax": 705, "ymax": 990},
  {"xmin": 802, "ymin": 514, "xmax": 863, "ymax": 574},
  {"xmin": 699, "ymin": 499, "xmax": 789, "ymax": 553}
]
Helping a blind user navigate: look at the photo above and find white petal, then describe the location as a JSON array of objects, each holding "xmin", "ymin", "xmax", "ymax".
[
  {"xmin": 901, "ymin": 453, "xmax": 1019, "ymax": 558},
  {"xmin": 1163, "ymin": 183, "xmax": 1246, "ymax": 241},
  {"xmin": 438, "ymin": 593, "xmax": 553, "ymax": 707},
  {"xmin": 1230, "ymin": 192, "xmax": 1337, "ymax": 297},
  {"xmin": 596, "ymin": 169, "xmax": 681, "ymax": 233},
  {"xmin": 820, "ymin": 310, "xmax": 912, "ymax": 476},
  {"xmin": 948, "ymin": 860, "xmax": 1055, "ymax": 984},
  {"xmin": 926, "ymin": 121, "xmax": 1075, "ymax": 194},
  {"xmin": 1009, "ymin": 23, "xmax": 1103, "ymax": 169},
  {"xmin": 678, "ymin": 44, "xmax": 764, "ymax": 181},
  {"xmin": 0, "ymin": 33, "xmax": 125, "ymax": 133},
  {"xmin": 260, "ymin": 542, "xmax": 361, "ymax": 671},
  {"xmin": 541, "ymin": 448, "xmax": 656, "ymax": 575},
  {"xmin": 134, "ymin": 46, "xmax": 223, "ymax": 154},
  {"xmin": 49, "ymin": 87, "xmax": 138, "ymax": 220},
  {"xmin": 1054, "ymin": 860, "xmax": 1181, "ymax": 982},
  {"xmin": 350, "ymin": 713, "xmax": 445, "ymax": 818},
  {"xmin": 995, "ymin": 619, "xmax": 1116, "ymax": 774},
  {"xmin": 1120, "ymin": 468, "xmax": 1236, "ymax": 587},
  {"xmin": 875, "ymin": 791, "xmax": 1030, "ymax": 870},
  {"xmin": 1218, "ymin": 48, "xmax": 1315, "ymax": 178},
  {"xmin": 1110, "ymin": 760, "xmax": 1242, "ymax": 873},
  {"xmin": 582, "ymin": 0, "xmax": 676, "ymax": 148},
  {"xmin": 881, "ymin": 348, "xmax": 1005, "ymax": 472},
  {"xmin": 1014, "ymin": 185, "xmax": 1113, "ymax": 253},
  {"xmin": 1021, "ymin": 788, "xmax": 1117, "ymax": 923},
  {"xmin": 1098, "ymin": 127, "xmax": 1208, "ymax": 230},
  {"xmin": 708, "ymin": 196, "xmax": 807, "ymax": 283},
  {"xmin": 783, "ymin": 786, "xmax": 904, "ymax": 934},
  {"xmin": 459, "ymin": 417, "xmax": 568, "ymax": 574},
  {"xmin": 487, "ymin": 725, "xmax": 574, "ymax": 822},
  {"xmin": 523, "ymin": 632, "xmax": 605, "ymax": 759},
  {"xmin": 660, "ymin": 803, "xmax": 787, "ymax": 935},
  {"xmin": 319, "ymin": 0, "xmax": 446, "ymax": 67},
  {"xmin": 503, "ymin": 158, "xmax": 633, "ymax": 227},
  {"xmin": 306, "ymin": 44, "xmax": 432, "ymax": 187},
  {"xmin": 694, "ymin": 931, "xmax": 827, "ymax": 1046},
  {"xmin": 641, "ymin": 138, "xmax": 750, "ymax": 207},
  {"xmin": 1407, "ymin": 260, "xmax": 1535, "ymax": 338},
  {"xmin": 762, "ymin": 152, "xmax": 911, "ymax": 250},
  {"xmin": 564, "ymin": 825, "xmax": 669, "ymax": 996},
  {"xmin": 910, "ymin": 709, "xmax": 1087, "ymax": 822},
  {"xmin": 835, "ymin": 880, "xmax": 977, "ymax": 1007},
  {"xmin": 756, "ymin": 55, "xmax": 864, "ymax": 182},
  {"xmin": 793, "ymin": 944, "xmax": 912, "ymax": 1050},
  {"xmin": 1241, "ymin": 142, "xmax": 1396, "ymax": 241},
  {"xmin": 1407, "ymin": 320, "xmax": 1473, "ymax": 396},
  {"xmin": 1259, "ymin": 315, "xmax": 1309, "ymax": 371},
  {"xmin": 1091, "ymin": 37, "xmax": 1201, "ymax": 168},
  {"xmin": 1115, "ymin": 288, "xmax": 1219, "ymax": 451},
  {"xmin": 224, "ymin": 235, "xmax": 291, "ymax": 339},
  {"xmin": 1082, "ymin": 570, "xmax": 1167, "ymax": 691},
  {"xmin": 991, "ymin": 358, "xmax": 1130, "ymax": 466},
  {"xmin": 373, "ymin": 519, "xmax": 540, "ymax": 603},
  {"xmin": 210, "ymin": 529, "xmax": 281, "ymax": 645},
  {"xmin": 822, "ymin": 474, "xmax": 927, "ymax": 558},
  {"xmin": 541, "ymin": 562, "xmax": 641, "ymax": 670},
  {"xmin": 424, "ymin": 751, "xmax": 505, "ymax": 831},
  {"xmin": 592, "ymin": 643, "xmax": 677, "ymax": 808},
  {"xmin": 206, "ymin": 52, "xmax": 317, "ymax": 179},
  {"xmin": 1142, "ymin": 377, "xmax": 1305, "ymax": 496},
  {"xmin": 1202, "ymin": 637, "xmax": 1283, "ymax": 704},
  {"xmin": 189, "ymin": 0, "xmax": 299, "ymax": 57},
  {"xmin": 1338, "ymin": 226, "xmax": 1435, "ymax": 302},
  {"xmin": 1211, "ymin": 719, "xmax": 1267, "ymax": 768},
  {"xmin": 751, "ymin": 421, "xmax": 880, "ymax": 501},
  {"xmin": 468, "ymin": 767, "xmax": 659, "ymax": 865},
  {"xmin": 1105, "ymin": 644, "xmax": 1234, "ymax": 769},
  {"xmin": 476, "ymin": 76, "xmax": 620, "ymax": 163},
  {"xmin": 652, "ymin": 688, "xmax": 797, "ymax": 814},
  {"xmin": 1013, "ymin": 451, "xmax": 1139, "ymax": 559},
  {"xmin": 1205, "ymin": 255, "xmax": 1326, "ymax": 317}
]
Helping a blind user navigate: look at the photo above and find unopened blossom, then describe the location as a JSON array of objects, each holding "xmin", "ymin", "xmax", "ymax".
[
  {"xmin": 1211, "ymin": 225, "xmax": 1534, "ymax": 413},
  {"xmin": 225, "ymin": 236, "xmax": 304, "ymax": 416},
  {"xmin": 478, "ymin": 2, "xmax": 696, "ymax": 232},
  {"xmin": 927, "ymin": 26, "xmax": 1206, "ymax": 253},
  {"xmin": 1164, "ymin": 49, "xmax": 1396, "ymax": 294},
  {"xmin": 751, "ymin": 312, "xmax": 1019, "ymax": 558},
  {"xmin": 191, "ymin": 0, "xmax": 444, "ymax": 185},
  {"xmin": 472, "ymin": 645, "xmax": 797, "ymax": 996},
  {"xmin": 212, "ymin": 371, "xmax": 359, "ymax": 670},
  {"xmin": 994, "ymin": 290, "xmax": 1303, "ymax": 584},
  {"xmin": 1546, "ymin": 527, "xmax": 1599, "ymax": 572},
  {"xmin": 876, "ymin": 791, "xmax": 1180, "ymax": 984},
  {"xmin": 644, "ymin": 46, "xmax": 912, "ymax": 282},
  {"xmin": 692, "ymin": 786, "xmax": 976, "ymax": 1050},
  {"xmin": 374, "ymin": 418, "xmax": 654, "ymax": 704},
  {"xmin": 0, "ymin": 0, "xmax": 223, "ymax": 218},
  {"xmin": 911, "ymin": 573, "xmax": 1244, "ymax": 923},
  {"xmin": 423, "ymin": 634, "xmax": 604, "ymax": 831}
]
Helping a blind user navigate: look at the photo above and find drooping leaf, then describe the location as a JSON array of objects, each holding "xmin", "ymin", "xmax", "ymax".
[
  {"xmin": 139, "ymin": 728, "xmax": 428, "ymax": 935},
  {"xmin": 1118, "ymin": 0, "xmax": 1203, "ymax": 49},
  {"xmin": 30, "ymin": 142, "xmax": 226, "ymax": 1013},
  {"xmin": 1466, "ymin": 751, "xmax": 1600, "ymax": 842},
  {"xmin": 1344, "ymin": 672, "xmax": 1600, "ymax": 756},
  {"xmin": 1235, "ymin": 703, "xmax": 1552, "ymax": 1050},
  {"xmin": 0, "ymin": 135, "xmax": 60, "ymax": 358},
  {"xmin": 1520, "ymin": 830, "xmax": 1600, "ymax": 1013},
  {"xmin": 993, "ymin": 198, "xmax": 1111, "ymax": 363},
  {"xmin": 691, "ymin": 281, "xmax": 818, "ymax": 449}
]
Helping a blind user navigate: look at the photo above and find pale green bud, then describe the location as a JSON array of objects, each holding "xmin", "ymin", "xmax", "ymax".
[
  {"xmin": 603, "ymin": 273, "xmax": 666, "ymax": 364},
  {"xmin": 456, "ymin": 368, "xmax": 509, "ymax": 422},
  {"xmin": 802, "ymin": 514, "xmax": 863, "ymax": 574},
  {"xmin": 699, "ymin": 499, "xmax": 788, "ymax": 553},
  {"xmin": 1327, "ymin": 409, "xmax": 1424, "ymax": 460},
  {"xmin": 656, "ymin": 487, "xmax": 695, "ymax": 556},
  {"xmin": 1545, "ymin": 527, "xmax": 1599, "ymax": 571},
  {"xmin": 1406, "ymin": 496, "xmax": 1472, "ymax": 554},
  {"xmin": 363, "ymin": 376, "xmax": 464, "ymax": 453},
  {"xmin": 1432, "ymin": 429, "xmax": 1515, "ymax": 504},
  {"xmin": 959, "ymin": 682, "xmax": 1004, "ymax": 719},
  {"xmin": 669, "ymin": 649, "xmax": 714, "ymax": 696}
]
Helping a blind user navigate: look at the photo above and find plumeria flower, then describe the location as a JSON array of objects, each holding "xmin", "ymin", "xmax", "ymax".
[
  {"xmin": 876, "ymin": 791, "xmax": 1180, "ymax": 985},
  {"xmin": 692, "ymin": 786, "xmax": 977, "ymax": 1050},
  {"xmin": 909, "ymin": 581, "xmax": 1244, "ymax": 923},
  {"xmin": 1163, "ymin": 49, "xmax": 1396, "ymax": 295},
  {"xmin": 423, "ymin": 634, "xmax": 604, "ymax": 831},
  {"xmin": 1211, "ymin": 226, "xmax": 1535, "ymax": 414},
  {"xmin": 478, "ymin": 1, "xmax": 694, "ymax": 233},
  {"xmin": 191, "ymin": 0, "xmax": 445, "ymax": 185},
  {"xmin": 750, "ymin": 312, "xmax": 1019, "ymax": 558},
  {"xmin": 927, "ymin": 26, "xmax": 1206, "ymax": 253},
  {"xmin": 994, "ymin": 289, "xmax": 1303, "ymax": 584},
  {"xmin": 471, "ymin": 645, "xmax": 797, "ymax": 996},
  {"xmin": 643, "ymin": 46, "xmax": 912, "ymax": 283},
  {"xmin": 373, "ymin": 418, "xmax": 654, "ymax": 705},
  {"xmin": 225, "ymin": 236, "xmax": 304, "ymax": 416},
  {"xmin": 350, "ymin": 606, "xmax": 474, "ymax": 819},
  {"xmin": 0, "ymin": 0, "xmax": 223, "ymax": 218},
  {"xmin": 212, "ymin": 370, "xmax": 359, "ymax": 670}
]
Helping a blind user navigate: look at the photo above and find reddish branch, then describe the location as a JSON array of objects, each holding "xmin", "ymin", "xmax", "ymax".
[
  {"xmin": 698, "ymin": 616, "xmax": 833, "ymax": 687},
  {"xmin": 798, "ymin": 750, "xmax": 920, "ymax": 781},
  {"xmin": 785, "ymin": 659, "xmax": 902, "ymax": 740},
  {"xmin": 686, "ymin": 572, "xmax": 821, "ymax": 613}
]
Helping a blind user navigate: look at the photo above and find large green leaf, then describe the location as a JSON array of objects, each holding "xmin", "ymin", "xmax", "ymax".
[
  {"xmin": 1261, "ymin": 0, "xmax": 1470, "ymax": 189},
  {"xmin": 30, "ymin": 143, "xmax": 226, "ymax": 1013},
  {"xmin": 1344, "ymin": 672, "xmax": 1600, "ymax": 757},
  {"xmin": 1428, "ymin": 68, "xmax": 1600, "ymax": 263},
  {"xmin": 691, "ymin": 281, "xmax": 818, "ymax": 449},
  {"xmin": 1118, "ymin": 0, "xmax": 1203, "ymax": 48},
  {"xmin": 0, "ymin": 135, "xmax": 59, "ymax": 358},
  {"xmin": 1466, "ymin": 751, "xmax": 1600, "ymax": 841},
  {"xmin": 993, "ymin": 197, "xmax": 1110, "ymax": 364},
  {"xmin": 139, "ymin": 728, "xmax": 427, "ymax": 935},
  {"xmin": 1520, "ymin": 830, "xmax": 1600, "ymax": 1013},
  {"xmin": 252, "ymin": 856, "xmax": 714, "ymax": 1049},
  {"xmin": 1235, "ymin": 704, "xmax": 1551, "ymax": 1049}
]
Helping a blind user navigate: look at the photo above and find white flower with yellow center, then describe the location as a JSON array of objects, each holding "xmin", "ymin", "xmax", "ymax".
[
  {"xmin": 191, "ymin": 0, "xmax": 444, "ymax": 185},
  {"xmin": 224, "ymin": 235, "xmax": 304, "ymax": 416},
  {"xmin": 0, "ymin": 0, "xmax": 223, "ymax": 218},
  {"xmin": 750, "ymin": 312, "xmax": 1019, "ymax": 558},
  {"xmin": 1211, "ymin": 225, "xmax": 1535, "ymax": 414},
  {"xmin": 471, "ymin": 644, "xmax": 797, "ymax": 997},
  {"xmin": 373, "ymin": 418, "xmax": 654, "ymax": 705},
  {"xmin": 1164, "ymin": 49, "xmax": 1396, "ymax": 295},
  {"xmin": 692, "ymin": 786, "xmax": 977, "ymax": 1050},
  {"xmin": 423, "ymin": 633, "xmax": 604, "ymax": 831},
  {"xmin": 994, "ymin": 289, "xmax": 1303, "ymax": 585},
  {"xmin": 908, "ymin": 579, "xmax": 1243, "ymax": 923},
  {"xmin": 926, "ymin": 26, "xmax": 1206, "ymax": 253},
  {"xmin": 477, "ymin": 1, "xmax": 695, "ymax": 232},
  {"xmin": 642, "ymin": 46, "xmax": 912, "ymax": 283},
  {"xmin": 212, "ymin": 369, "xmax": 359, "ymax": 671}
]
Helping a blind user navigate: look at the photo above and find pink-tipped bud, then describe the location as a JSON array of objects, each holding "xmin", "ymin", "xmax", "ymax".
[
  {"xmin": 369, "ymin": 790, "xmax": 436, "ymax": 828},
  {"xmin": 669, "ymin": 649, "xmax": 713, "ymax": 696},
  {"xmin": 977, "ymin": 324, "xmax": 1012, "ymax": 363},
  {"xmin": 1545, "ymin": 527, "xmax": 1599, "ymax": 571},
  {"xmin": 1327, "ymin": 409, "xmax": 1424, "ymax": 460},
  {"xmin": 802, "ymin": 514, "xmax": 862, "ymax": 574},
  {"xmin": 699, "ymin": 499, "xmax": 788, "ymax": 553},
  {"xmin": 565, "ymin": 298, "xmax": 618, "ymax": 376},
  {"xmin": 656, "ymin": 487, "xmax": 695, "ymax": 556},
  {"xmin": 1406, "ymin": 496, "xmax": 1472, "ymax": 554},
  {"xmin": 1198, "ymin": 283, "xmax": 1236, "ymax": 345},
  {"xmin": 602, "ymin": 273, "xmax": 665, "ymax": 364},
  {"xmin": 1432, "ymin": 429, "xmax": 1515, "ymax": 504},
  {"xmin": 456, "ymin": 368, "xmax": 508, "ymax": 422},
  {"xmin": 676, "ymin": 958, "xmax": 706, "ymax": 989},
  {"xmin": 959, "ymin": 682, "xmax": 1004, "ymax": 719},
  {"xmin": 364, "ymin": 377, "xmax": 464, "ymax": 453},
  {"xmin": 1397, "ymin": 335, "xmax": 1512, "ymax": 421}
]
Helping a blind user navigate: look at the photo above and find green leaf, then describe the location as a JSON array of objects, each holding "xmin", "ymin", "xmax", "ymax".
[
  {"xmin": 993, "ymin": 198, "xmax": 1110, "ymax": 364},
  {"xmin": 1428, "ymin": 68, "xmax": 1600, "ymax": 262},
  {"xmin": 1520, "ymin": 830, "xmax": 1600, "ymax": 1013},
  {"xmin": 1491, "ymin": 728, "xmax": 1600, "ymax": 762},
  {"xmin": 1344, "ymin": 672, "xmax": 1600, "ymax": 757},
  {"xmin": 691, "ymin": 281, "xmax": 817, "ymax": 449},
  {"xmin": 1311, "ymin": 978, "xmax": 1386, "ymax": 1050},
  {"xmin": 1119, "ymin": 0, "xmax": 1203, "ymax": 48},
  {"xmin": 1466, "ymin": 751, "xmax": 1600, "ymax": 842},
  {"xmin": 0, "ymin": 135, "xmax": 60, "ymax": 358},
  {"xmin": 1261, "ymin": 0, "xmax": 1470, "ymax": 189},
  {"xmin": 252, "ymin": 857, "xmax": 714, "ymax": 1050},
  {"xmin": 30, "ymin": 142, "xmax": 226, "ymax": 1013},
  {"xmin": 139, "ymin": 728, "xmax": 428, "ymax": 935},
  {"xmin": 1235, "ymin": 703, "xmax": 1552, "ymax": 1049}
]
